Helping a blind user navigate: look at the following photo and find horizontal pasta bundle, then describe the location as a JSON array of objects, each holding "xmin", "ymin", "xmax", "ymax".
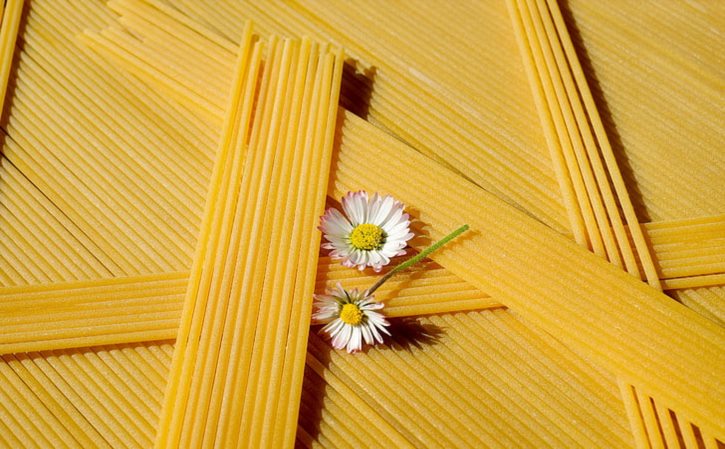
[
  {"xmin": 1, "ymin": 214, "xmax": 721, "ymax": 356},
  {"xmin": 0, "ymin": 260, "xmax": 500, "ymax": 356}
]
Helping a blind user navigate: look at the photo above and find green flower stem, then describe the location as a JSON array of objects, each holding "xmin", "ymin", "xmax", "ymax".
[{"xmin": 366, "ymin": 224, "xmax": 469, "ymax": 296}]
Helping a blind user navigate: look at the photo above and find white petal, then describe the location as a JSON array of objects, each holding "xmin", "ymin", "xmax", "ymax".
[
  {"xmin": 376, "ymin": 198, "xmax": 404, "ymax": 226},
  {"xmin": 378, "ymin": 204, "xmax": 405, "ymax": 229},
  {"xmin": 333, "ymin": 283, "xmax": 348, "ymax": 298},
  {"xmin": 382, "ymin": 216, "xmax": 410, "ymax": 237},
  {"xmin": 385, "ymin": 226, "xmax": 413, "ymax": 242},
  {"xmin": 323, "ymin": 235, "xmax": 352, "ymax": 250},
  {"xmin": 360, "ymin": 302, "xmax": 384, "ymax": 312},
  {"xmin": 366, "ymin": 310, "xmax": 386, "ymax": 324},
  {"xmin": 320, "ymin": 208, "xmax": 353, "ymax": 236},
  {"xmin": 373, "ymin": 251, "xmax": 390, "ymax": 266},
  {"xmin": 342, "ymin": 191, "xmax": 368, "ymax": 225},
  {"xmin": 379, "ymin": 244, "xmax": 406, "ymax": 258},
  {"xmin": 366, "ymin": 193, "xmax": 382, "ymax": 224},
  {"xmin": 347, "ymin": 327, "xmax": 363, "ymax": 353},
  {"xmin": 360, "ymin": 324, "xmax": 373, "ymax": 345},
  {"xmin": 326, "ymin": 318, "xmax": 345, "ymax": 333},
  {"xmin": 331, "ymin": 323, "xmax": 351, "ymax": 349},
  {"xmin": 378, "ymin": 323, "xmax": 391, "ymax": 336},
  {"xmin": 367, "ymin": 251, "xmax": 383, "ymax": 266},
  {"xmin": 324, "ymin": 236, "xmax": 350, "ymax": 249},
  {"xmin": 345, "ymin": 250, "xmax": 365, "ymax": 269},
  {"xmin": 371, "ymin": 195, "xmax": 395, "ymax": 226},
  {"xmin": 369, "ymin": 324, "xmax": 385, "ymax": 344}
]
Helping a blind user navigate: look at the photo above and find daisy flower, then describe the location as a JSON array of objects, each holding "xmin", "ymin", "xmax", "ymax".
[
  {"xmin": 319, "ymin": 191, "xmax": 414, "ymax": 272},
  {"xmin": 312, "ymin": 283, "xmax": 391, "ymax": 353}
]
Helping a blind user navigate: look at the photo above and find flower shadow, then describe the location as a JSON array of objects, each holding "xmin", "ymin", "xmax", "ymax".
[
  {"xmin": 382, "ymin": 317, "xmax": 444, "ymax": 352},
  {"xmin": 340, "ymin": 59, "xmax": 377, "ymax": 120}
]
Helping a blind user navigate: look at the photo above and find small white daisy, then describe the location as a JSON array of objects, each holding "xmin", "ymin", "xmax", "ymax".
[
  {"xmin": 319, "ymin": 191, "xmax": 414, "ymax": 272},
  {"xmin": 312, "ymin": 283, "xmax": 391, "ymax": 353}
]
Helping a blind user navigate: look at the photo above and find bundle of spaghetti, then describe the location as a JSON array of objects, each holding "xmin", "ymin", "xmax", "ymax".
[
  {"xmin": 0, "ymin": 340, "xmax": 173, "ymax": 449},
  {"xmin": 560, "ymin": 0, "xmax": 724, "ymax": 221},
  {"xmin": 0, "ymin": 257, "xmax": 499, "ymax": 358},
  {"xmin": 125, "ymin": 0, "xmax": 574, "ymax": 235},
  {"xmin": 644, "ymin": 215, "xmax": 725, "ymax": 271},
  {"xmin": 619, "ymin": 379, "xmax": 723, "ymax": 449},
  {"xmin": 0, "ymin": 0, "xmax": 193, "ymax": 426},
  {"xmin": 0, "ymin": 0, "xmax": 24, "ymax": 117},
  {"xmin": 82, "ymin": 0, "xmax": 247, "ymax": 130},
  {"xmin": 672, "ymin": 285, "xmax": 725, "ymax": 328},
  {"xmin": 106, "ymin": 0, "xmax": 233, "ymax": 105},
  {"xmin": 0, "ymin": 272, "xmax": 186, "ymax": 355},
  {"xmin": 508, "ymin": 0, "xmax": 662, "ymax": 291},
  {"xmin": 304, "ymin": 308, "xmax": 633, "ymax": 448},
  {"xmin": 629, "ymin": 215, "xmax": 725, "ymax": 293},
  {"xmin": 329, "ymin": 109, "xmax": 724, "ymax": 437},
  {"xmin": 154, "ymin": 21, "xmax": 261, "ymax": 448},
  {"xmin": 156, "ymin": 25, "xmax": 345, "ymax": 448},
  {"xmin": 0, "ymin": 1, "xmax": 198, "ymax": 433},
  {"xmin": 3, "ymin": 0, "xmax": 216, "ymax": 275}
]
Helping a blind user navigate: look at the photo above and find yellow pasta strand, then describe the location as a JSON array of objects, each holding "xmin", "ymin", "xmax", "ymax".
[
  {"xmin": 2, "ymin": 0, "xmax": 215, "ymax": 275},
  {"xmin": 671, "ymin": 285, "xmax": 725, "ymax": 327},
  {"xmin": 0, "ymin": 158, "xmax": 113, "ymax": 284},
  {"xmin": 559, "ymin": 0, "xmax": 724, "ymax": 220}
]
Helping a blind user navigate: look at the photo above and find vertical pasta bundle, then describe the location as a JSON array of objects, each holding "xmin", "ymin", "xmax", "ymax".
[
  {"xmin": 507, "ymin": 1, "xmax": 723, "ymax": 445},
  {"xmin": 155, "ymin": 22, "xmax": 344, "ymax": 449},
  {"xmin": 508, "ymin": 0, "xmax": 661, "ymax": 289}
]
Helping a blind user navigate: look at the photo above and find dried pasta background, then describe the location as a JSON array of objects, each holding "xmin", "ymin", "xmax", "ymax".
[{"xmin": 0, "ymin": 1, "xmax": 722, "ymax": 448}]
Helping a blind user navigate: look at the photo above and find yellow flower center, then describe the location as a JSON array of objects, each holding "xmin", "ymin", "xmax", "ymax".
[
  {"xmin": 339, "ymin": 303, "xmax": 363, "ymax": 325},
  {"xmin": 349, "ymin": 223, "xmax": 385, "ymax": 251}
]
